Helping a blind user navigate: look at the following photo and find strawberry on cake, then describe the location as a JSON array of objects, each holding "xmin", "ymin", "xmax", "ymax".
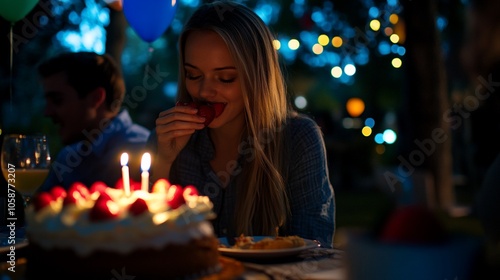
[{"xmin": 25, "ymin": 179, "xmax": 220, "ymax": 279}]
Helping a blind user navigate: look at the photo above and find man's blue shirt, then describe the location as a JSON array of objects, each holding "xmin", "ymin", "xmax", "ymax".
[{"xmin": 38, "ymin": 110, "xmax": 150, "ymax": 192}]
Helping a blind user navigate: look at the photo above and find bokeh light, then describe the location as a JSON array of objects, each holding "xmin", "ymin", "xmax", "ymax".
[
  {"xmin": 392, "ymin": 57, "xmax": 403, "ymax": 68},
  {"xmin": 365, "ymin": 117, "xmax": 375, "ymax": 128},
  {"xmin": 294, "ymin": 96, "xmax": 308, "ymax": 109},
  {"xmin": 331, "ymin": 66, "xmax": 342, "ymax": 78},
  {"xmin": 369, "ymin": 19, "xmax": 381, "ymax": 31},
  {"xmin": 378, "ymin": 41, "xmax": 391, "ymax": 55},
  {"xmin": 382, "ymin": 129, "xmax": 397, "ymax": 144},
  {"xmin": 389, "ymin": 34, "xmax": 400, "ymax": 43},
  {"xmin": 384, "ymin": 27, "xmax": 393, "ymax": 36},
  {"xmin": 346, "ymin": 97, "xmax": 365, "ymax": 117},
  {"xmin": 288, "ymin": 39, "xmax": 300, "ymax": 50},
  {"xmin": 331, "ymin": 36, "xmax": 343, "ymax": 48},
  {"xmin": 318, "ymin": 34, "xmax": 330, "ymax": 46},
  {"xmin": 374, "ymin": 133, "xmax": 384, "ymax": 144},
  {"xmin": 344, "ymin": 64, "xmax": 356, "ymax": 76},
  {"xmin": 389, "ymin": 14, "xmax": 399, "ymax": 24},
  {"xmin": 362, "ymin": 126, "xmax": 372, "ymax": 137},
  {"xmin": 312, "ymin": 44, "xmax": 324, "ymax": 54},
  {"xmin": 375, "ymin": 144, "xmax": 386, "ymax": 155},
  {"xmin": 368, "ymin": 7, "xmax": 379, "ymax": 18},
  {"xmin": 273, "ymin": 39, "xmax": 281, "ymax": 50}
]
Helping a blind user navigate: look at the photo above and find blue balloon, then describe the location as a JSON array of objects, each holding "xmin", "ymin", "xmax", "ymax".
[{"xmin": 123, "ymin": 0, "xmax": 177, "ymax": 43}]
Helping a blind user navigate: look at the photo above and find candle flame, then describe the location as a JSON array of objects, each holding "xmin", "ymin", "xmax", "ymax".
[
  {"xmin": 141, "ymin": 152, "xmax": 151, "ymax": 171},
  {"xmin": 121, "ymin": 153, "xmax": 129, "ymax": 166}
]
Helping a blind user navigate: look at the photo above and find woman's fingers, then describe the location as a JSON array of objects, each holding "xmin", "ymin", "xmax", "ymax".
[
  {"xmin": 158, "ymin": 105, "xmax": 194, "ymax": 116},
  {"xmin": 158, "ymin": 129, "xmax": 196, "ymax": 143},
  {"xmin": 157, "ymin": 109, "xmax": 206, "ymax": 126},
  {"xmin": 155, "ymin": 106, "xmax": 205, "ymax": 137},
  {"xmin": 156, "ymin": 120, "xmax": 205, "ymax": 134},
  {"xmin": 155, "ymin": 127, "xmax": 197, "ymax": 140}
]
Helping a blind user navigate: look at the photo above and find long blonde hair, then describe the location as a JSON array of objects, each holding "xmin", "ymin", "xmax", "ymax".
[{"xmin": 178, "ymin": 1, "xmax": 293, "ymax": 236}]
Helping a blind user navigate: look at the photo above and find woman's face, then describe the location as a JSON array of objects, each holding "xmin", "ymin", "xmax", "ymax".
[{"xmin": 183, "ymin": 30, "xmax": 245, "ymax": 129}]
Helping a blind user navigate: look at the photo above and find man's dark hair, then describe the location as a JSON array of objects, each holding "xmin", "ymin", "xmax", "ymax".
[{"xmin": 37, "ymin": 52, "xmax": 125, "ymax": 113}]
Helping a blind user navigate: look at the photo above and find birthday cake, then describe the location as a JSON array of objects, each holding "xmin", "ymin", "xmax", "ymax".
[{"xmin": 24, "ymin": 179, "xmax": 220, "ymax": 279}]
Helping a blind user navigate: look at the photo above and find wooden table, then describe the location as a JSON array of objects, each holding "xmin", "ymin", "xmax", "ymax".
[
  {"xmin": 238, "ymin": 248, "xmax": 345, "ymax": 279},
  {"xmin": 1, "ymin": 247, "xmax": 345, "ymax": 280}
]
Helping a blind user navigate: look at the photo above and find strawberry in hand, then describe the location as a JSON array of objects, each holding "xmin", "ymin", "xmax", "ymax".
[
  {"xmin": 176, "ymin": 101, "xmax": 226, "ymax": 126},
  {"xmin": 197, "ymin": 104, "xmax": 216, "ymax": 126},
  {"xmin": 212, "ymin": 103, "xmax": 226, "ymax": 117}
]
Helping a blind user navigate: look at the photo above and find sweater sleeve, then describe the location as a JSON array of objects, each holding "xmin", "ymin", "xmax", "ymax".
[{"xmin": 283, "ymin": 115, "xmax": 336, "ymax": 248}]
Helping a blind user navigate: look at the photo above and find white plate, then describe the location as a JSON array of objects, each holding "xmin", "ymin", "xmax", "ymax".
[
  {"xmin": 218, "ymin": 236, "xmax": 320, "ymax": 259},
  {"xmin": 0, "ymin": 238, "xmax": 28, "ymax": 253}
]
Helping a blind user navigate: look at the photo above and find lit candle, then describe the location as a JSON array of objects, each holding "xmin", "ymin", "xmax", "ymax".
[
  {"xmin": 141, "ymin": 152, "xmax": 151, "ymax": 192},
  {"xmin": 121, "ymin": 153, "xmax": 131, "ymax": 196}
]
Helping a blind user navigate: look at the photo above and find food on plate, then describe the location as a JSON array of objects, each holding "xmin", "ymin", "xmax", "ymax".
[
  {"xmin": 25, "ymin": 179, "xmax": 220, "ymax": 279},
  {"xmin": 223, "ymin": 234, "xmax": 306, "ymax": 250}
]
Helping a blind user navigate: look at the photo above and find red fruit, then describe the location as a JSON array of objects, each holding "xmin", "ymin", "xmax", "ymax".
[
  {"xmin": 33, "ymin": 192, "xmax": 53, "ymax": 212},
  {"xmin": 115, "ymin": 178, "xmax": 124, "ymax": 190},
  {"xmin": 63, "ymin": 190, "xmax": 85, "ymax": 206},
  {"xmin": 63, "ymin": 192, "xmax": 78, "ymax": 206},
  {"xmin": 96, "ymin": 191, "xmax": 112, "ymax": 201},
  {"xmin": 130, "ymin": 180, "xmax": 142, "ymax": 191},
  {"xmin": 211, "ymin": 103, "xmax": 226, "ymax": 117},
  {"xmin": 197, "ymin": 105, "xmax": 215, "ymax": 126},
  {"xmin": 379, "ymin": 205, "xmax": 448, "ymax": 244},
  {"xmin": 166, "ymin": 185, "xmax": 185, "ymax": 209},
  {"xmin": 129, "ymin": 198, "xmax": 149, "ymax": 216},
  {"xmin": 183, "ymin": 185, "xmax": 199, "ymax": 200},
  {"xmin": 90, "ymin": 181, "xmax": 108, "ymax": 195},
  {"xmin": 152, "ymin": 178, "xmax": 172, "ymax": 193},
  {"xmin": 63, "ymin": 183, "xmax": 90, "ymax": 206},
  {"xmin": 50, "ymin": 186, "xmax": 67, "ymax": 200},
  {"xmin": 68, "ymin": 182, "xmax": 90, "ymax": 199},
  {"xmin": 89, "ymin": 193, "xmax": 120, "ymax": 221}
]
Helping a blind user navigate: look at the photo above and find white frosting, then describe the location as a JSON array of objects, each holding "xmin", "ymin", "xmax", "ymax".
[{"xmin": 26, "ymin": 187, "xmax": 216, "ymax": 257}]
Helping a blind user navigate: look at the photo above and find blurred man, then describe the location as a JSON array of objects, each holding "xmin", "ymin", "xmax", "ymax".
[{"xmin": 37, "ymin": 52, "xmax": 150, "ymax": 191}]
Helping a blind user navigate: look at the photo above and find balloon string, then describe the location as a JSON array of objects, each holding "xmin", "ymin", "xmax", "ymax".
[
  {"xmin": 145, "ymin": 44, "xmax": 154, "ymax": 73},
  {"xmin": 9, "ymin": 23, "xmax": 14, "ymax": 112}
]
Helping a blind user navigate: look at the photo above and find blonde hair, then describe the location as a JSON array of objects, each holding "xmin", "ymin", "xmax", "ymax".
[{"xmin": 178, "ymin": 1, "xmax": 293, "ymax": 236}]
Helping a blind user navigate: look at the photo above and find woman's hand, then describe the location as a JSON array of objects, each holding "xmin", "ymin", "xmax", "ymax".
[{"xmin": 154, "ymin": 105, "xmax": 206, "ymax": 164}]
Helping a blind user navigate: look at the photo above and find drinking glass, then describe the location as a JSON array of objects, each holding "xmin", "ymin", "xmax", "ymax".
[{"xmin": 1, "ymin": 134, "xmax": 51, "ymax": 206}]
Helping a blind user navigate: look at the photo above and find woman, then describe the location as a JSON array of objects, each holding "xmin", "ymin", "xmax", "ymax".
[{"xmin": 151, "ymin": 1, "xmax": 335, "ymax": 247}]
